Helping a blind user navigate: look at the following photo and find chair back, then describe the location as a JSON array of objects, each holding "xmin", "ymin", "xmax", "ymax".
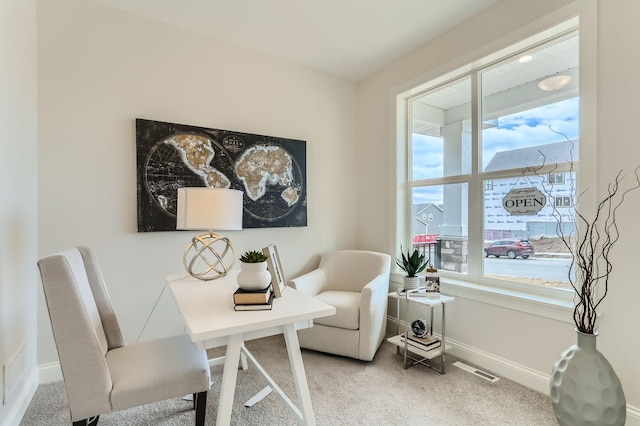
[
  {"xmin": 38, "ymin": 246, "xmax": 122, "ymax": 420},
  {"xmin": 320, "ymin": 250, "xmax": 391, "ymax": 292},
  {"xmin": 76, "ymin": 246, "xmax": 123, "ymax": 350}
]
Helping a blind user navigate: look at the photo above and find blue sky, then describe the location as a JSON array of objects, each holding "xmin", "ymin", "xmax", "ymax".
[{"xmin": 412, "ymin": 97, "xmax": 579, "ymax": 205}]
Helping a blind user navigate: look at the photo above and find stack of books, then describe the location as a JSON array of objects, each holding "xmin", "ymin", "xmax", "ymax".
[
  {"xmin": 399, "ymin": 333, "xmax": 441, "ymax": 351},
  {"xmin": 233, "ymin": 286, "xmax": 274, "ymax": 311}
]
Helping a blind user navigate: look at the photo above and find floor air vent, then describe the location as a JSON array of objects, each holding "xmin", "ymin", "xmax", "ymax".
[{"xmin": 453, "ymin": 361, "xmax": 500, "ymax": 383}]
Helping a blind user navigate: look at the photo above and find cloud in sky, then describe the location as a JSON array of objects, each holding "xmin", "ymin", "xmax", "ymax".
[
  {"xmin": 411, "ymin": 97, "xmax": 579, "ymax": 204},
  {"xmin": 412, "ymin": 136, "xmax": 443, "ymax": 180},
  {"xmin": 482, "ymin": 97, "xmax": 579, "ymax": 168},
  {"xmin": 413, "ymin": 185, "xmax": 444, "ymax": 205}
]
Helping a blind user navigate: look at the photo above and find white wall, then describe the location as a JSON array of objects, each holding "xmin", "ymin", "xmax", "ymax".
[
  {"xmin": 32, "ymin": 0, "xmax": 640, "ymax": 422},
  {"xmin": 357, "ymin": 0, "xmax": 640, "ymax": 419},
  {"xmin": 0, "ymin": 0, "xmax": 39, "ymax": 424},
  {"xmin": 37, "ymin": 0, "xmax": 358, "ymax": 368},
  {"xmin": 596, "ymin": 0, "xmax": 640, "ymax": 412}
]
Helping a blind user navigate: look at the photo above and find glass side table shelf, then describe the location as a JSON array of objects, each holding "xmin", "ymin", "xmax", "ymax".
[{"xmin": 387, "ymin": 287, "xmax": 455, "ymax": 374}]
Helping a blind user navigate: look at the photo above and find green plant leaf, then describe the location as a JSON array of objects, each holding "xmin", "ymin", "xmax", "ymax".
[
  {"xmin": 396, "ymin": 245, "xmax": 429, "ymax": 278},
  {"xmin": 240, "ymin": 250, "xmax": 268, "ymax": 263}
]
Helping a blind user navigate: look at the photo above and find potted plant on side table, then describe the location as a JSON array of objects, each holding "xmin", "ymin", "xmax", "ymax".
[
  {"xmin": 396, "ymin": 246, "xmax": 428, "ymax": 291},
  {"xmin": 237, "ymin": 250, "xmax": 271, "ymax": 291}
]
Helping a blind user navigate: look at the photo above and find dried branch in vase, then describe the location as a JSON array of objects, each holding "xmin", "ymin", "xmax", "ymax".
[{"xmin": 531, "ymin": 131, "xmax": 640, "ymax": 335}]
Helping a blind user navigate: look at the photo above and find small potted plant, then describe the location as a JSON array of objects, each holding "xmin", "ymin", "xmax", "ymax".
[
  {"xmin": 396, "ymin": 246, "xmax": 428, "ymax": 290},
  {"xmin": 237, "ymin": 250, "xmax": 271, "ymax": 291}
]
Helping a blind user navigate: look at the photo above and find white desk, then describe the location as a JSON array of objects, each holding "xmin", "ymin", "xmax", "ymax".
[{"xmin": 167, "ymin": 272, "xmax": 335, "ymax": 426}]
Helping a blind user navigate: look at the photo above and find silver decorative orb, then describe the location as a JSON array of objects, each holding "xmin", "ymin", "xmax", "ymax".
[{"xmin": 183, "ymin": 232, "xmax": 236, "ymax": 280}]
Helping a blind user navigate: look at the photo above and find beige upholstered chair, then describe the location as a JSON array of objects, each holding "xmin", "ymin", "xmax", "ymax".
[
  {"xmin": 38, "ymin": 246, "xmax": 211, "ymax": 426},
  {"xmin": 290, "ymin": 250, "xmax": 391, "ymax": 361}
]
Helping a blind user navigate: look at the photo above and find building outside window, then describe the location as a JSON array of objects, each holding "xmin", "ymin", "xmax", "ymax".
[{"xmin": 401, "ymin": 20, "xmax": 579, "ymax": 296}]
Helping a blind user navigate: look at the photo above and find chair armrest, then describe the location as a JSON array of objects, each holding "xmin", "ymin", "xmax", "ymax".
[
  {"xmin": 289, "ymin": 269, "xmax": 326, "ymax": 297},
  {"xmin": 360, "ymin": 273, "xmax": 390, "ymax": 313},
  {"xmin": 358, "ymin": 273, "xmax": 391, "ymax": 360}
]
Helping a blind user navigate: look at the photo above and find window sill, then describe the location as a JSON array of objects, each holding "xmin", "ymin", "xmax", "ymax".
[{"xmin": 390, "ymin": 272, "xmax": 574, "ymax": 324}]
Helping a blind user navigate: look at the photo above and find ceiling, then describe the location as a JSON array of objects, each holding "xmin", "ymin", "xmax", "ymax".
[
  {"xmin": 92, "ymin": 0, "xmax": 501, "ymax": 81},
  {"xmin": 412, "ymin": 33, "xmax": 579, "ymax": 136},
  {"xmin": 418, "ymin": 35, "xmax": 579, "ymax": 111}
]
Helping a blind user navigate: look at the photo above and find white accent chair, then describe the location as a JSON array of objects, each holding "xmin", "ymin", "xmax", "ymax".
[
  {"xmin": 290, "ymin": 250, "xmax": 391, "ymax": 361},
  {"xmin": 38, "ymin": 246, "xmax": 211, "ymax": 426}
]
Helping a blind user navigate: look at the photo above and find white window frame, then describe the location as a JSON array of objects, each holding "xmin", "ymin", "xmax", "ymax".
[{"xmin": 392, "ymin": 4, "xmax": 597, "ymax": 322}]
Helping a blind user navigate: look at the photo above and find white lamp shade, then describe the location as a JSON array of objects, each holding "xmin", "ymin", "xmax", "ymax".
[{"xmin": 176, "ymin": 188, "xmax": 243, "ymax": 231}]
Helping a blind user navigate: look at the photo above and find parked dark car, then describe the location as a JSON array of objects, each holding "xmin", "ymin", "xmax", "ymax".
[{"xmin": 484, "ymin": 239, "xmax": 534, "ymax": 259}]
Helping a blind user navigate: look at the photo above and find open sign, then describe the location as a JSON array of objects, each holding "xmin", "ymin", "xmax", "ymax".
[{"xmin": 502, "ymin": 187, "xmax": 546, "ymax": 215}]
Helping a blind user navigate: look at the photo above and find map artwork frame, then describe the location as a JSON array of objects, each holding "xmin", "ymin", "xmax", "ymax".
[{"xmin": 136, "ymin": 118, "xmax": 307, "ymax": 232}]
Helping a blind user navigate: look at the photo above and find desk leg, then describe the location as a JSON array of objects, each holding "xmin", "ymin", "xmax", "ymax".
[
  {"xmin": 240, "ymin": 342, "xmax": 249, "ymax": 370},
  {"xmin": 283, "ymin": 324, "xmax": 316, "ymax": 426},
  {"xmin": 217, "ymin": 334, "xmax": 243, "ymax": 426}
]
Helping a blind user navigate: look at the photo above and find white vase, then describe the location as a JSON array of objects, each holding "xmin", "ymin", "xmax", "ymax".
[
  {"xmin": 237, "ymin": 262, "xmax": 271, "ymax": 291},
  {"xmin": 550, "ymin": 329, "xmax": 626, "ymax": 426},
  {"xmin": 403, "ymin": 276, "xmax": 420, "ymax": 290}
]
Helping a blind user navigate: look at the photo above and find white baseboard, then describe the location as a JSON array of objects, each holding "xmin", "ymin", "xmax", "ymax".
[
  {"xmin": 38, "ymin": 361, "xmax": 62, "ymax": 384},
  {"xmin": 446, "ymin": 335, "xmax": 552, "ymax": 394},
  {"xmin": 386, "ymin": 316, "xmax": 640, "ymax": 423},
  {"xmin": 445, "ymin": 336, "xmax": 640, "ymax": 424},
  {"xmin": 1, "ymin": 368, "xmax": 38, "ymax": 426},
  {"xmin": 628, "ymin": 405, "xmax": 640, "ymax": 426}
]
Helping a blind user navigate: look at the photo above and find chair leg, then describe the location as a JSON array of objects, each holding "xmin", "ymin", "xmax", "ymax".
[
  {"xmin": 193, "ymin": 393, "xmax": 196, "ymax": 410},
  {"xmin": 195, "ymin": 391, "xmax": 207, "ymax": 426},
  {"xmin": 72, "ymin": 416, "xmax": 99, "ymax": 426}
]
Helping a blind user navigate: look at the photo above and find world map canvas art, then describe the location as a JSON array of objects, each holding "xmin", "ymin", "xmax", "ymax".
[{"xmin": 136, "ymin": 119, "xmax": 307, "ymax": 232}]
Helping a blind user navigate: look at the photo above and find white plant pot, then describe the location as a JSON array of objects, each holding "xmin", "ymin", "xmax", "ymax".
[
  {"xmin": 237, "ymin": 262, "xmax": 271, "ymax": 291},
  {"xmin": 550, "ymin": 330, "xmax": 626, "ymax": 425},
  {"xmin": 403, "ymin": 276, "xmax": 420, "ymax": 290}
]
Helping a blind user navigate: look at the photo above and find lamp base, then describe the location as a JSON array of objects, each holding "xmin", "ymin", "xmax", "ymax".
[{"xmin": 183, "ymin": 232, "xmax": 236, "ymax": 280}]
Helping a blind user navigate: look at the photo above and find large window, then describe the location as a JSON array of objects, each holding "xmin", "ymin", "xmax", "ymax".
[{"xmin": 402, "ymin": 21, "xmax": 579, "ymax": 297}]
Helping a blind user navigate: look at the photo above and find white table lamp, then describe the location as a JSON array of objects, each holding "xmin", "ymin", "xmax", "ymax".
[{"xmin": 176, "ymin": 187, "xmax": 243, "ymax": 280}]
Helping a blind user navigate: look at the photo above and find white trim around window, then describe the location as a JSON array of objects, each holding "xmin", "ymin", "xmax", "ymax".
[{"xmin": 391, "ymin": 1, "xmax": 597, "ymax": 322}]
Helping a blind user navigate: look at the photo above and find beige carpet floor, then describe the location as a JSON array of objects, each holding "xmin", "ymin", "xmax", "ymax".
[{"xmin": 21, "ymin": 335, "xmax": 557, "ymax": 425}]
